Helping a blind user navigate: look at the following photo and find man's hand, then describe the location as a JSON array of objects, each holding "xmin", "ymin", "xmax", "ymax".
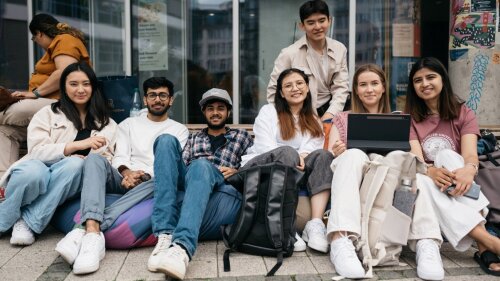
[
  {"xmin": 121, "ymin": 169, "xmax": 145, "ymax": 189},
  {"xmin": 220, "ymin": 166, "xmax": 237, "ymax": 179}
]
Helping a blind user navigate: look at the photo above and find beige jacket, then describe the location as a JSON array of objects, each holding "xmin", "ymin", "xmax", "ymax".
[
  {"xmin": 0, "ymin": 105, "xmax": 117, "ymax": 186},
  {"xmin": 267, "ymin": 35, "xmax": 349, "ymax": 115}
]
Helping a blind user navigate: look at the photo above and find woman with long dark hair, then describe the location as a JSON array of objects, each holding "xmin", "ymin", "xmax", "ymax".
[
  {"xmin": 0, "ymin": 61, "xmax": 115, "ymax": 246},
  {"xmin": 0, "ymin": 13, "xmax": 90, "ymax": 178},
  {"xmin": 242, "ymin": 68, "xmax": 333, "ymax": 253},
  {"xmin": 407, "ymin": 57, "xmax": 500, "ymax": 276}
]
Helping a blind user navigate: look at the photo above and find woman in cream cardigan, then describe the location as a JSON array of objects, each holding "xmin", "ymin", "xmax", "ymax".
[{"xmin": 0, "ymin": 62, "xmax": 116, "ymax": 246}]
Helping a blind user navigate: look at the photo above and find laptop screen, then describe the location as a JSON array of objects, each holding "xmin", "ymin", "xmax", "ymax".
[{"xmin": 347, "ymin": 113, "xmax": 411, "ymax": 152}]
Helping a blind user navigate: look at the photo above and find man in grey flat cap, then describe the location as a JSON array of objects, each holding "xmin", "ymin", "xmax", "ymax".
[{"xmin": 147, "ymin": 88, "xmax": 253, "ymax": 280}]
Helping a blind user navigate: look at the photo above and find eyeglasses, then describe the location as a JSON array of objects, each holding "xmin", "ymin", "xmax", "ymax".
[
  {"xmin": 283, "ymin": 80, "xmax": 307, "ymax": 92},
  {"xmin": 146, "ymin": 92, "xmax": 171, "ymax": 101}
]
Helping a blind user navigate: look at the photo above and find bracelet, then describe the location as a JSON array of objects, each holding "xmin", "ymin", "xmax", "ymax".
[
  {"xmin": 465, "ymin": 162, "xmax": 479, "ymax": 175},
  {"xmin": 32, "ymin": 89, "xmax": 41, "ymax": 99}
]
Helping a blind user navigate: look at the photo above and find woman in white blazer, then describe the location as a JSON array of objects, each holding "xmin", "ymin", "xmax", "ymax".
[{"xmin": 0, "ymin": 61, "xmax": 116, "ymax": 246}]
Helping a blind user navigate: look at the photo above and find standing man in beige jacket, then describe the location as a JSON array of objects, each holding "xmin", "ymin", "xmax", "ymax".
[{"xmin": 267, "ymin": 0, "xmax": 349, "ymax": 121}]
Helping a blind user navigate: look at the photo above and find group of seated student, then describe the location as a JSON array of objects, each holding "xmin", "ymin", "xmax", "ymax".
[{"xmin": 1, "ymin": 1, "xmax": 500, "ymax": 281}]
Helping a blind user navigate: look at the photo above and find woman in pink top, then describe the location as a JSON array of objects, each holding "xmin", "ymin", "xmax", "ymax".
[{"xmin": 407, "ymin": 57, "xmax": 500, "ymax": 276}]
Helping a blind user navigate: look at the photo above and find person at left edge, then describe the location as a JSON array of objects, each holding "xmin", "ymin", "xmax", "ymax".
[
  {"xmin": 55, "ymin": 77, "xmax": 189, "ymax": 275},
  {"xmin": 0, "ymin": 14, "xmax": 90, "ymax": 178},
  {"xmin": 0, "ymin": 61, "xmax": 115, "ymax": 246},
  {"xmin": 147, "ymin": 88, "xmax": 253, "ymax": 280}
]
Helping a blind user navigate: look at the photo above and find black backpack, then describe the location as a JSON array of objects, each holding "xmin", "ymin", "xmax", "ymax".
[{"xmin": 222, "ymin": 163, "xmax": 304, "ymax": 276}]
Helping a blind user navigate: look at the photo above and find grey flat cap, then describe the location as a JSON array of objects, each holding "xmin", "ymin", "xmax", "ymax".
[{"xmin": 199, "ymin": 88, "xmax": 233, "ymax": 108}]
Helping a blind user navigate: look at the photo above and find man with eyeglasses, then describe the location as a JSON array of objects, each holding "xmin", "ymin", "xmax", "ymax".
[
  {"xmin": 55, "ymin": 77, "xmax": 189, "ymax": 274},
  {"xmin": 147, "ymin": 88, "xmax": 253, "ymax": 279},
  {"xmin": 267, "ymin": 0, "xmax": 349, "ymax": 121}
]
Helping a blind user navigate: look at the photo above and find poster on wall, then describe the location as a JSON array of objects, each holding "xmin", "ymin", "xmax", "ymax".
[
  {"xmin": 392, "ymin": 23, "xmax": 421, "ymax": 57},
  {"xmin": 449, "ymin": 0, "xmax": 496, "ymax": 49},
  {"xmin": 138, "ymin": 1, "xmax": 168, "ymax": 71}
]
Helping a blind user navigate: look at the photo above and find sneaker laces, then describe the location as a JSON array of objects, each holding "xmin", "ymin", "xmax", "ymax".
[
  {"xmin": 417, "ymin": 239, "xmax": 440, "ymax": 262},
  {"xmin": 167, "ymin": 245, "xmax": 188, "ymax": 261},
  {"xmin": 307, "ymin": 219, "xmax": 326, "ymax": 235},
  {"xmin": 80, "ymin": 233, "xmax": 101, "ymax": 255},
  {"xmin": 13, "ymin": 220, "xmax": 31, "ymax": 233},
  {"xmin": 332, "ymin": 235, "xmax": 358, "ymax": 260},
  {"xmin": 152, "ymin": 234, "xmax": 172, "ymax": 255}
]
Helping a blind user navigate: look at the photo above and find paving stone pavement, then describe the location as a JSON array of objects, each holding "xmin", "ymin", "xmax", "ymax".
[{"xmin": 0, "ymin": 227, "xmax": 492, "ymax": 281}]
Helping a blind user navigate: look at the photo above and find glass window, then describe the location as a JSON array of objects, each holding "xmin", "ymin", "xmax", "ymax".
[
  {"xmin": 0, "ymin": 0, "xmax": 29, "ymax": 89},
  {"xmin": 33, "ymin": 0, "xmax": 127, "ymax": 77},
  {"xmin": 355, "ymin": 0, "xmax": 421, "ymax": 111},
  {"xmin": 131, "ymin": 0, "xmax": 233, "ymax": 124},
  {"xmin": 238, "ymin": 0, "xmax": 349, "ymax": 123}
]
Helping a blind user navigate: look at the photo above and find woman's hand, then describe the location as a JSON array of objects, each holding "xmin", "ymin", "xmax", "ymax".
[
  {"xmin": 331, "ymin": 140, "xmax": 346, "ymax": 157},
  {"xmin": 11, "ymin": 91, "xmax": 36, "ymax": 99},
  {"xmin": 79, "ymin": 136, "xmax": 107, "ymax": 150},
  {"xmin": 297, "ymin": 155, "xmax": 305, "ymax": 171},
  {"xmin": 427, "ymin": 166, "xmax": 456, "ymax": 192},
  {"xmin": 64, "ymin": 136, "xmax": 106, "ymax": 156},
  {"xmin": 449, "ymin": 166, "xmax": 475, "ymax": 196}
]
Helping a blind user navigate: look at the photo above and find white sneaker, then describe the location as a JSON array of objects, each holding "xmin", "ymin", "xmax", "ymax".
[
  {"xmin": 55, "ymin": 228, "xmax": 86, "ymax": 265},
  {"xmin": 156, "ymin": 244, "xmax": 190, "ymax": 280},
  {"xmin": 72, "ymin": 232, "xmax": 105, "ymax": 275},
  {"xmin": 416, "ymin": 239, "xmax": 444, "ymax": 280},
  {"xmin": 294, "ymin": 233, "xmax": 306, "ymax": 252},
  {"xmin": 302, "ymin": 218, "xmax": 329, "ymax": 253},
  {"xmin": 330, "ymin": 236, "xmax": 365, "ymax": 278},
  {"xmin": 147, "ymin": 234, "xmax": 172, "ymax": 272},
  {"xmin": 10, "ymin": 219, "xmax": 35, "ymax": 246}
]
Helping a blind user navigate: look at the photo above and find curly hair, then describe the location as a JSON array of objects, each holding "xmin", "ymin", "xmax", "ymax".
[{"xmin": 29, "ymin": 14, "xmax": 86, "ymax": 43}]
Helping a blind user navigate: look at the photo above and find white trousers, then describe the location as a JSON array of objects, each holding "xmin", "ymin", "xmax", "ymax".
[
  {"xmin": 418, "ymin": 149, "xmax": 489, "ymax": 252},
  {"xmin": 326, "ymin": 149, "xmax": 442, "ymax": 251},
  {"xmin": 0, "ymin": 98, "xmax": 55, "ymax": 177}
]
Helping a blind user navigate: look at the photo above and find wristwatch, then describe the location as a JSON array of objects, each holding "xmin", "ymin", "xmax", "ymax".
[{"xmin": 32, "ymin": 89, "xmax": 42, "ymax": 99}]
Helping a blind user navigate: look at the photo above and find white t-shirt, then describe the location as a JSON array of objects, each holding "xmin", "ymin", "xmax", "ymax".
[{"xmin": 112, "ymin": 113, "xmax": 189, "ymax": 176}]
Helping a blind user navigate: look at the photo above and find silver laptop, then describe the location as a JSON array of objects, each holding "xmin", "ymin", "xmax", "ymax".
[{"xmin": 347, "ymin": 113, "xmax": 411, "ymax": 153}]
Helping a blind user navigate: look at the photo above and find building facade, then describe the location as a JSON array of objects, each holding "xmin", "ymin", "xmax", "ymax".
[{"xmin": 1, "ymin": 0, "xmax": 451, "ymax": 124}]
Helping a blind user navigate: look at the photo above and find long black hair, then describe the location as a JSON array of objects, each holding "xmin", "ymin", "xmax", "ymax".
[
  {"xmin": 275, "ymin": 68, "xmax": 322, "ymax": 140},
  {"xmin": 405, "ymin": 57, "xmax": 462, "ymax": 122},
  {"xmin": 51, "ymin": 62, "xmax": 110, "ymax": 131}
]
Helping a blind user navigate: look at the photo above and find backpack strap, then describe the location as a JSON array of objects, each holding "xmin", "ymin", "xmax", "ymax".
[
  {"xmin": 266, "ymin": 251, "xmax": 284, "ymax": 276},
  {"xmin": 266, "ymin": 165, "xmax": 286, "ymax": 249},
  {"xmin": 486, "ymin": 153, "xmax": 500, "ymax": 167},
  {"xmin": 226, "ymin": 167, "xmax": 260, "ymax": 246},
  {"xmin": 359, "ymin": 158, "xmax": 389, "ymax": 278},
  {"xmin": 223, "ymin": 249, "xmax": 232, "ymax": 272}
]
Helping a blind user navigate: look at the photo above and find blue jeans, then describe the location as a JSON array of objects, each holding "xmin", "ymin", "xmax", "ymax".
[
  {"xmin": 152, "ymin": 134, "xmax": 241, "ymax": 258},
  {"xmin": 0, "ymin": 157, "xmax": 84, "ymax": 233}
]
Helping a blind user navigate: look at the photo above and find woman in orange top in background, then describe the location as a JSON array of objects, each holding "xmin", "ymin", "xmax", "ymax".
[{"xmin": 0, "ymin": 13, "xmax": 90, "ymax": 178}]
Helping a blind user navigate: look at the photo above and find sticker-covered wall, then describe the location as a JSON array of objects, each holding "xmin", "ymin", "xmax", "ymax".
[{"xmin": 448, "ymin": 0, "xmax": 500, "ymax": 126}]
